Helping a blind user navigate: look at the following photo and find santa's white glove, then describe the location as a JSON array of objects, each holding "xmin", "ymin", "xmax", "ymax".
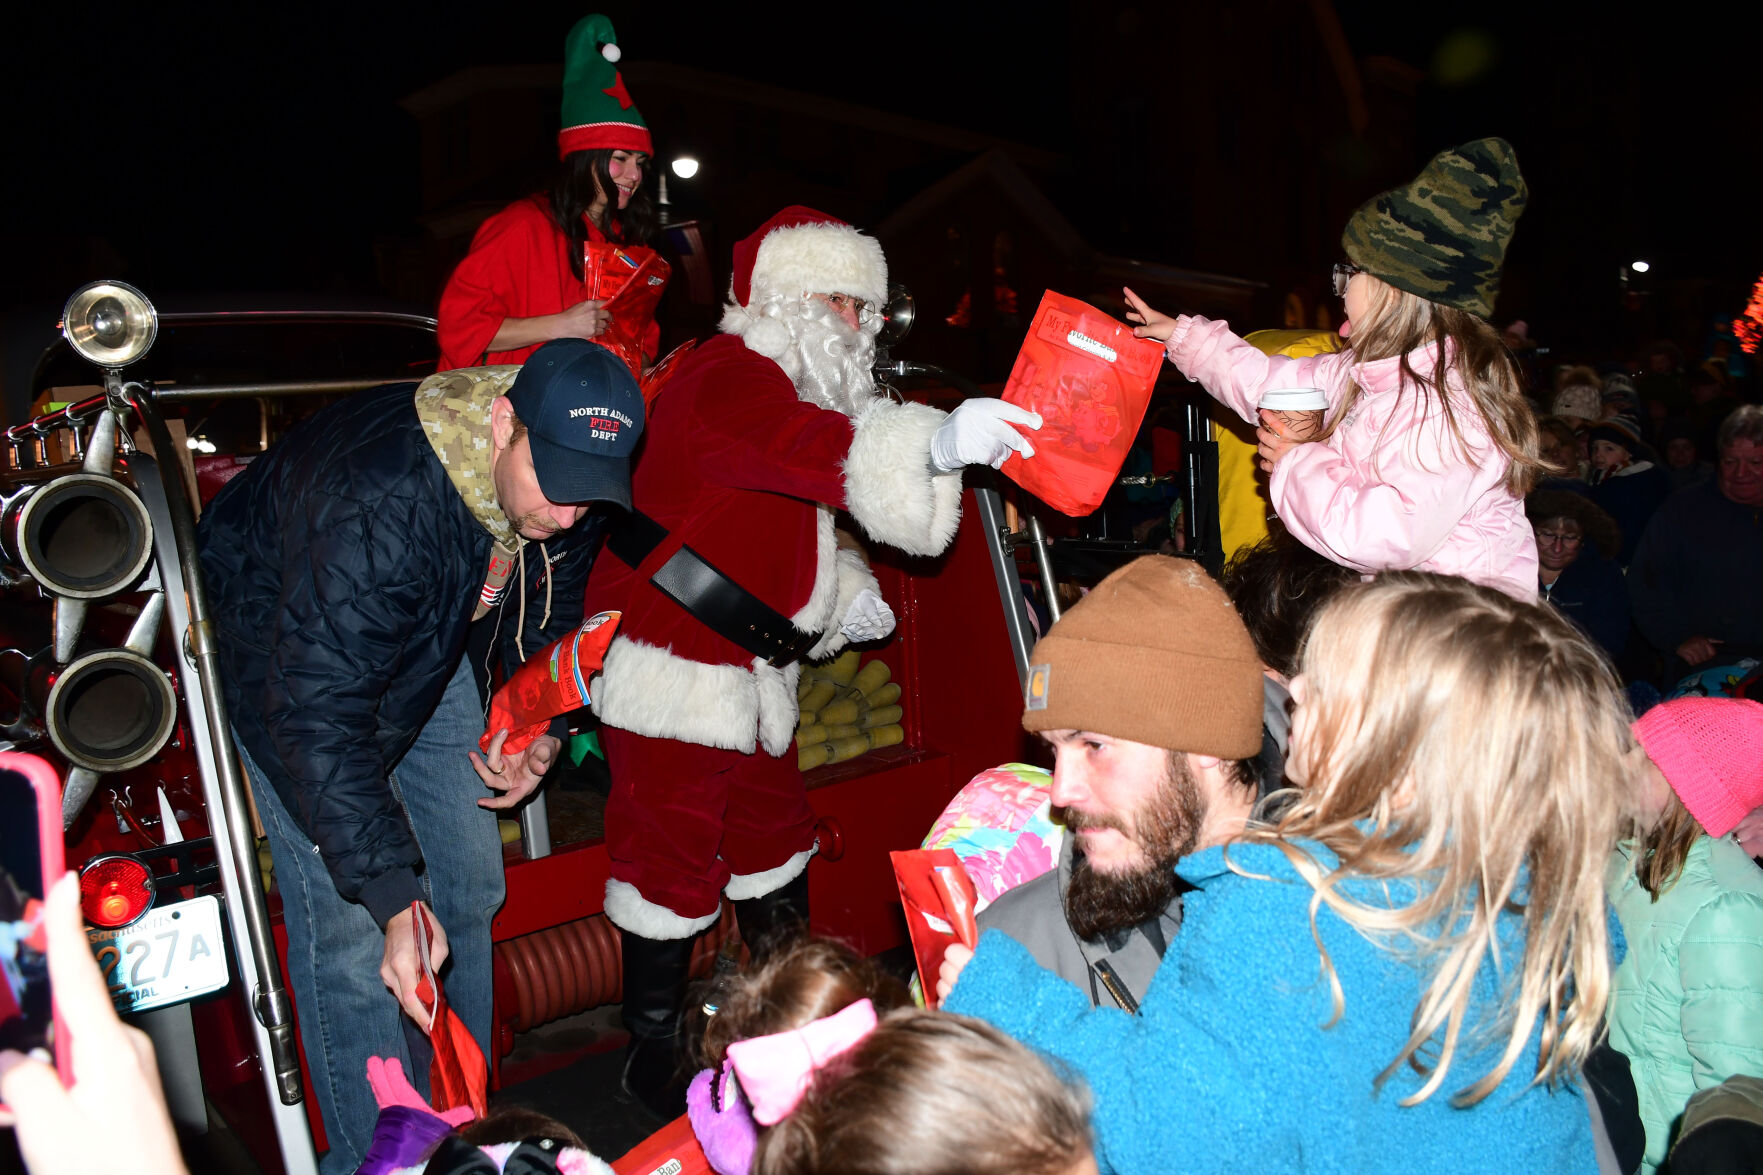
[
  {"xmin": 929, "ymin": 399, "xmax": 1043, "ymax": 472},
  {"xmin": 838, "ymin": 589, "xmax": 896, "ymax": 643}
]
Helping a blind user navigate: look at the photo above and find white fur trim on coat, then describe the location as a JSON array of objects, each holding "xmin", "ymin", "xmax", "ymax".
[
  {"xmin": 790, "ymin": 508, "xmax": 882, "ymax": 662},
  {"xmin": 603, "ymin": 878, "xmax": 721, "ymax": 940},
  {"xmin": 752, "ymin": 658, "xmax": 801, "ymax": 759},
  {"xmin": 724, "ymin": 843, "xmax": 818, "ymax": 900},
  {"xmin": 843, "ymin": 399, "xmax": 963, "ymax": 557},
  {"xmin": 751, "ymin": 221, "xmax": 887, "ymax": 309},
  {"xmin": 595, "ymin": 637, "xmax": 760, "ymax": 753},
  {"xmin": 803, "ymin": 547, "xmax": 881, "ymax": 662}
]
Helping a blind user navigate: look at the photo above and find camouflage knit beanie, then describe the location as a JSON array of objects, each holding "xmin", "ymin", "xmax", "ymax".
[{"xmin": 1341, "ymin": 137, "xmax": 1527, "ymax": 319}]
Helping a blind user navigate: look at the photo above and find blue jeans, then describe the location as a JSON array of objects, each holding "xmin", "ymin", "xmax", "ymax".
[{"xmin": 242, "ymin": 654, "xmax": 505, "ymax": 1175}]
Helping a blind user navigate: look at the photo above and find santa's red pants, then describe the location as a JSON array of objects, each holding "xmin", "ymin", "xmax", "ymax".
[{"xmin": 600, "ymin": 725, "xmax": 818, "ymax": 924}]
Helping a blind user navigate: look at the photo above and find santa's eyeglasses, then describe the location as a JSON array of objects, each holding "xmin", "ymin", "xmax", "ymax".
[{"xmin": 819, "ymin": 293, "xmax": 876, "ymax": 325}]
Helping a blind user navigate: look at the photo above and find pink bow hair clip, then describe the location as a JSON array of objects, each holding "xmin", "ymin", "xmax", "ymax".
[{"xmin": 724, "ymin": 998, "xmax": 878, "ymax": 1125}]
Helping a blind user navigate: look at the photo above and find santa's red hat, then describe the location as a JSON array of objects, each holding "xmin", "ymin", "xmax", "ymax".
[{"xmin": 729, "ymin": 206, "xmax": 888, "ymax": 311}]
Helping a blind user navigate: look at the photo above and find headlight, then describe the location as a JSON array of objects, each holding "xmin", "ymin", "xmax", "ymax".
[
  {"xmin": 61, "ymin": 280, "xmax": 158, "ymax": 369},
  {"xmin": 877, "ymin": 283, "xmax": 915, "ymax": 347}
]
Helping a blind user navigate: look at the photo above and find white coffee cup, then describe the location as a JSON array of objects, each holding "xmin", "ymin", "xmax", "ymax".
[{"xmin": 1258, "ymin": 387, "xmax": 1329, "ymax": 411}]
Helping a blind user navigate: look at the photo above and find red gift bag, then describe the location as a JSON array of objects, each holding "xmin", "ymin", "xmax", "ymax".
[
  {"xmin": 890, "ymin": 848, "xmax": 978, "ymax": 1009},
  {"xmin": 583, "ymin": 243, "xmax": 671, "ymax": 383},
  {"xmin": 998, "ymin": 291, "xmax": 1165, "ymax": 516},
  {"xmin": 410, "ymin": 903, "xmax": 489, "ymax": 1120}
]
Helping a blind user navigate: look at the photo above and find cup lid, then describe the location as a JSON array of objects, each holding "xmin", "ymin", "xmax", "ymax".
[{"xmin": 1258, "ymin": 387, "xmax": 1329, "ymax": 410}]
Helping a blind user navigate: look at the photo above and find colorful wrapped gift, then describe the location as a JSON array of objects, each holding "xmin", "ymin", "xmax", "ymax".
[{"xmin": 921, "ymin": 762, "xmax": 1062, "ymax": 913}]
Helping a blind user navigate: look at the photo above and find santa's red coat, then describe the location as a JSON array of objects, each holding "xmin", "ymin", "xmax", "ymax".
[
  {"xmin": 437, "ymin": 196, "xmax": 663, "ymax": 372},
  {"xmin": 585, "ymin": 332, "xmax": 963, "ymax": 936}
]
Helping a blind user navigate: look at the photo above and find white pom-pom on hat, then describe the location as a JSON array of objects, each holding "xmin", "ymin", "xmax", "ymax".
[
  {"xmin": 739, "ymin": 315, "xmax": 793, "ymax": 360},
  {"xmin": 601, "ymin": 43, "xmax": 621, "ymax": 62}
]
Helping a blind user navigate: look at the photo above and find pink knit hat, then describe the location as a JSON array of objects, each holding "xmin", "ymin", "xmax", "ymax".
[{"xmin": 1632, "ymin": 697, "xmax": 1763, "ymax": 838}]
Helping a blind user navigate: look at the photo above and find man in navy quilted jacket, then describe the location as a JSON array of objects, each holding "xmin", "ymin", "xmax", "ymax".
[{"xmin": 199, "ymin": 339, "xmax": 641, "ymax": 1173}]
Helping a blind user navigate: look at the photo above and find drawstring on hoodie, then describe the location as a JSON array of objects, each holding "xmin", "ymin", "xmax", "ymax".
[
  {"xmin": 541, "ymin": 540, "xmax": 553, "ymax": 631},
  {"xmin": 512, "ymin": 540, "xmax": 555, "ymax": 664},
  {"xmin": 515, "ymin": 544, "xmax": 527, "ymax": 662}
]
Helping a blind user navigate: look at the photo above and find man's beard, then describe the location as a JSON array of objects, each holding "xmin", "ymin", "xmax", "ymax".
[
  {"xmin": 1062, "ymin": 754, "xmax": 1205, "ymax": 942},
  {"xmin": 777, "ymin": 300, "xmax": 880, "ymax": 417}
]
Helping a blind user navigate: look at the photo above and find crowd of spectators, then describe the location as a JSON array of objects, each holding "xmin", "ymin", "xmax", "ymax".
[{"xmin": 1526, "ymin": 346, "xmax": 1762, "ymax": 697}]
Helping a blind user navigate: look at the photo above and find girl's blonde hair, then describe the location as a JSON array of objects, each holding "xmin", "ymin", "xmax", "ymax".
[
  {"xmin": 1632, "ymin": 786, "xmax": 1702, "ymax": 900},
  {"xmin": 1328, "ymin": 277, "xmax": 1549, "ymax": 497},
  {"xmin": 1253, "ymin": 572, "xmax": 1634, "ymax": 1106},
  {"xmin": 754, "ymin": 1009, "xmax": 1093, "ymax": 1175}
]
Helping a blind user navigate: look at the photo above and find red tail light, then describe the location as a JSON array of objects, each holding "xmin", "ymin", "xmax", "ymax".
[{"xmin": 79, "ymin": 855, "xmax": 156, "ymax": 929}]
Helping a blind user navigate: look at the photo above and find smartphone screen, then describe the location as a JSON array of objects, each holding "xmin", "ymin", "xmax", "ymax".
[{"xmin": 1, "ymin": 763, "xmax": 53, "ymax": 1055}]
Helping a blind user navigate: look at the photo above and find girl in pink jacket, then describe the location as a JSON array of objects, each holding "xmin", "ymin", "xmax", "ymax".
[{"xmin": 1127, "ymin": 138, "xmax": 1548, "ymax": 601}]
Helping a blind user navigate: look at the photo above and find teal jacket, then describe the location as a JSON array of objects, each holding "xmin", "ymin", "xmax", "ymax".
[
  {"xmin": 1606, "ymin": 835, "xmax": 1763, "ymax": 1174},
  {"xmin": 946, "ymin": 839, "xmax": 1599, "ymax": 1175}
]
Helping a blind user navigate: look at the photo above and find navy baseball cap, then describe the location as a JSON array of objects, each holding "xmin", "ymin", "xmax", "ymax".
[{"xmin": 504, "ymin": 339, "xmax": 645, "ymax": 508}]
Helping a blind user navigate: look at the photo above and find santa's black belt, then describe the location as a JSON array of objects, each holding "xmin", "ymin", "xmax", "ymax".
[{"xmin": 607, "ymin": 509, "xmax": 820, "ymax": 668}]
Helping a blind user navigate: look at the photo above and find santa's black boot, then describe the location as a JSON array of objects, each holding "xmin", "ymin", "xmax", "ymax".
[
  {"xmin": 619, "ymin": 930, "xmax": 696, "ymax": 1120},
  {"xmin": 733, "ymin": 868, "xmax": 810, "ymax": 961}
]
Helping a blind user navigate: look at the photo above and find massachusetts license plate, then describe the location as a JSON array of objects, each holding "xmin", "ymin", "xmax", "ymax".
[{"xmin": 87, "ymin": 896, "xmax": 229, "ymax": 1014}]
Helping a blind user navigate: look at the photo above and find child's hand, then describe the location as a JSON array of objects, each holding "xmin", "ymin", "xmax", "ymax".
[
  {"xmin": 1256, "ymin": 410, "xmax": 1312, "ymax": 474},
  {"xmin": 1123, "ymin": 287, "xmax": 1178, "ymax": 343},
  {"xmin": 935, "ymin": 943, "xmax": 974, "ymax": 1005}
]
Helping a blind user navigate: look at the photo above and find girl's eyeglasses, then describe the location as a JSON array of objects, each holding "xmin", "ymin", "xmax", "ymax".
[{"xmin": 1332, "ymin": 263, "xmax": 1362, "ymax": 298}]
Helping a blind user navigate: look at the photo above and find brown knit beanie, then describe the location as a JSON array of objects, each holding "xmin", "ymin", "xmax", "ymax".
[{"xmin": 1022, "ymin": 556, "xmax": 1264, "ymax": 759}]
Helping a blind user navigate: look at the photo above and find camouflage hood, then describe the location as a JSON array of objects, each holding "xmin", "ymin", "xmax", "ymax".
[
  {"xmin": 413, "ymin": 366, "xmax": 524, "ymax": 550},
  {"xmin": 1341, "ymin": 137, "xmax": 1527, "ymax": 320}
]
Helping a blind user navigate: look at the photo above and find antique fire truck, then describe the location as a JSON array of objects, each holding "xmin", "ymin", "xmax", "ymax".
[{"xmin": 3, "ymin": 281, "xmax": 1090, "ymax": 1173}]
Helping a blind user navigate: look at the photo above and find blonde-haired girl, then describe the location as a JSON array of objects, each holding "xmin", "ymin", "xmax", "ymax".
[
  {"xmin": 942, "ymin": 572, "xmax": 1630, "ymax": 1174},
  {"xmin": 1127, "ymin": 139, "xmax": 1548, "ymax": 601}
]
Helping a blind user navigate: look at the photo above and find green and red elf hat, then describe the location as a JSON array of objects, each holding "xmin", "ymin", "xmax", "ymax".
[{"xmin": 558, "ymin": 13, "xmax": 652, "ymax": 159}]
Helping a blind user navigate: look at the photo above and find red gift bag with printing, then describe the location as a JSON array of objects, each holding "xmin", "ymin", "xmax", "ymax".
[
  {"xmin": 998, "ymin": 291, "xmax": 1165, "ymax": 516},
  {"xmin": 891, "ymin": 848, "xmax": 979, "ymax": 1009},
  {"xmin": 480, "ymin": 611, "xmax": 621, "ymax": 757}
]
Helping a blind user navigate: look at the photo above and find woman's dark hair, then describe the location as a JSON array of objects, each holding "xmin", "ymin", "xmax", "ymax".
[
  {"xmin": 548, "ymin": 148, "xmax": 657, "ymax": 280},
  {"xmin": 459, "ymin": 1105, "xmax": 587, "ymax": 1151},
  {"xmin": 1220, "ymin": 530, "xmax": 1356, "ymax": 679},
  {"xmin": 1523, "ymin": 489, "xmax": 1622, "ymax": 561},
  {"xmin": 694, "ymin": 937, "xmax": 910, "ymax": 1071}
]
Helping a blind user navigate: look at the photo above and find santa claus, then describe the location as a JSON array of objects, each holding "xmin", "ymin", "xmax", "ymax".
[{"xmin": 582, "ymin": 205, "xmax": 1038, "ymax": 1113}]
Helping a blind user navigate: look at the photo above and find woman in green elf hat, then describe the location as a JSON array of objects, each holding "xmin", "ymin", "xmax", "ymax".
[
  {"xmin": 1125, "ymin": 139, "xmax": 1550, "ymax": 602},
  {"xmin": 438, "ymin": 13, "xmax": 668, "ymax": 381}
]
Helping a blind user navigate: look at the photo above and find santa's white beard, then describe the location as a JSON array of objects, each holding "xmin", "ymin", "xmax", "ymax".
[{"xmin": 724, "ymin": 293, "xmax": 880, "ymax": 417}]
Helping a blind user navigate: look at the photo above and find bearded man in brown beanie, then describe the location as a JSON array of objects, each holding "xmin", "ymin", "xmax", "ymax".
[{"xmin": 975, "ymin": 554, "xmax": 1267, "ymax": 1012}]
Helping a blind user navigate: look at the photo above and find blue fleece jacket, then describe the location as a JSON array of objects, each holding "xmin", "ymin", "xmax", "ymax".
[{"xmin": 946, "ymin": 839, "xmax": 1598, "ymax": 1175}]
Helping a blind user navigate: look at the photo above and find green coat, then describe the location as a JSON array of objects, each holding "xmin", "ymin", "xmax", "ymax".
[{"xmin": 1606, "ymin": 835, "xmax": 1763, "ymax": 1174}]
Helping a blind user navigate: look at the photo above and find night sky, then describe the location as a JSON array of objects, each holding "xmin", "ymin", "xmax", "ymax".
[{"xmin": 7, "ymin": 2, "xmax": 1760, "ymax": 343}]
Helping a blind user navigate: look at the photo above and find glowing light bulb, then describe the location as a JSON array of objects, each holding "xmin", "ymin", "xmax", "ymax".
[
  {"xmin": 671, "ymin": 157, "xmax": 700, "ymax": 179},
  {"xmin": 1630, "ymin": 260, "xmax": 1650, "ymax": 273}
]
